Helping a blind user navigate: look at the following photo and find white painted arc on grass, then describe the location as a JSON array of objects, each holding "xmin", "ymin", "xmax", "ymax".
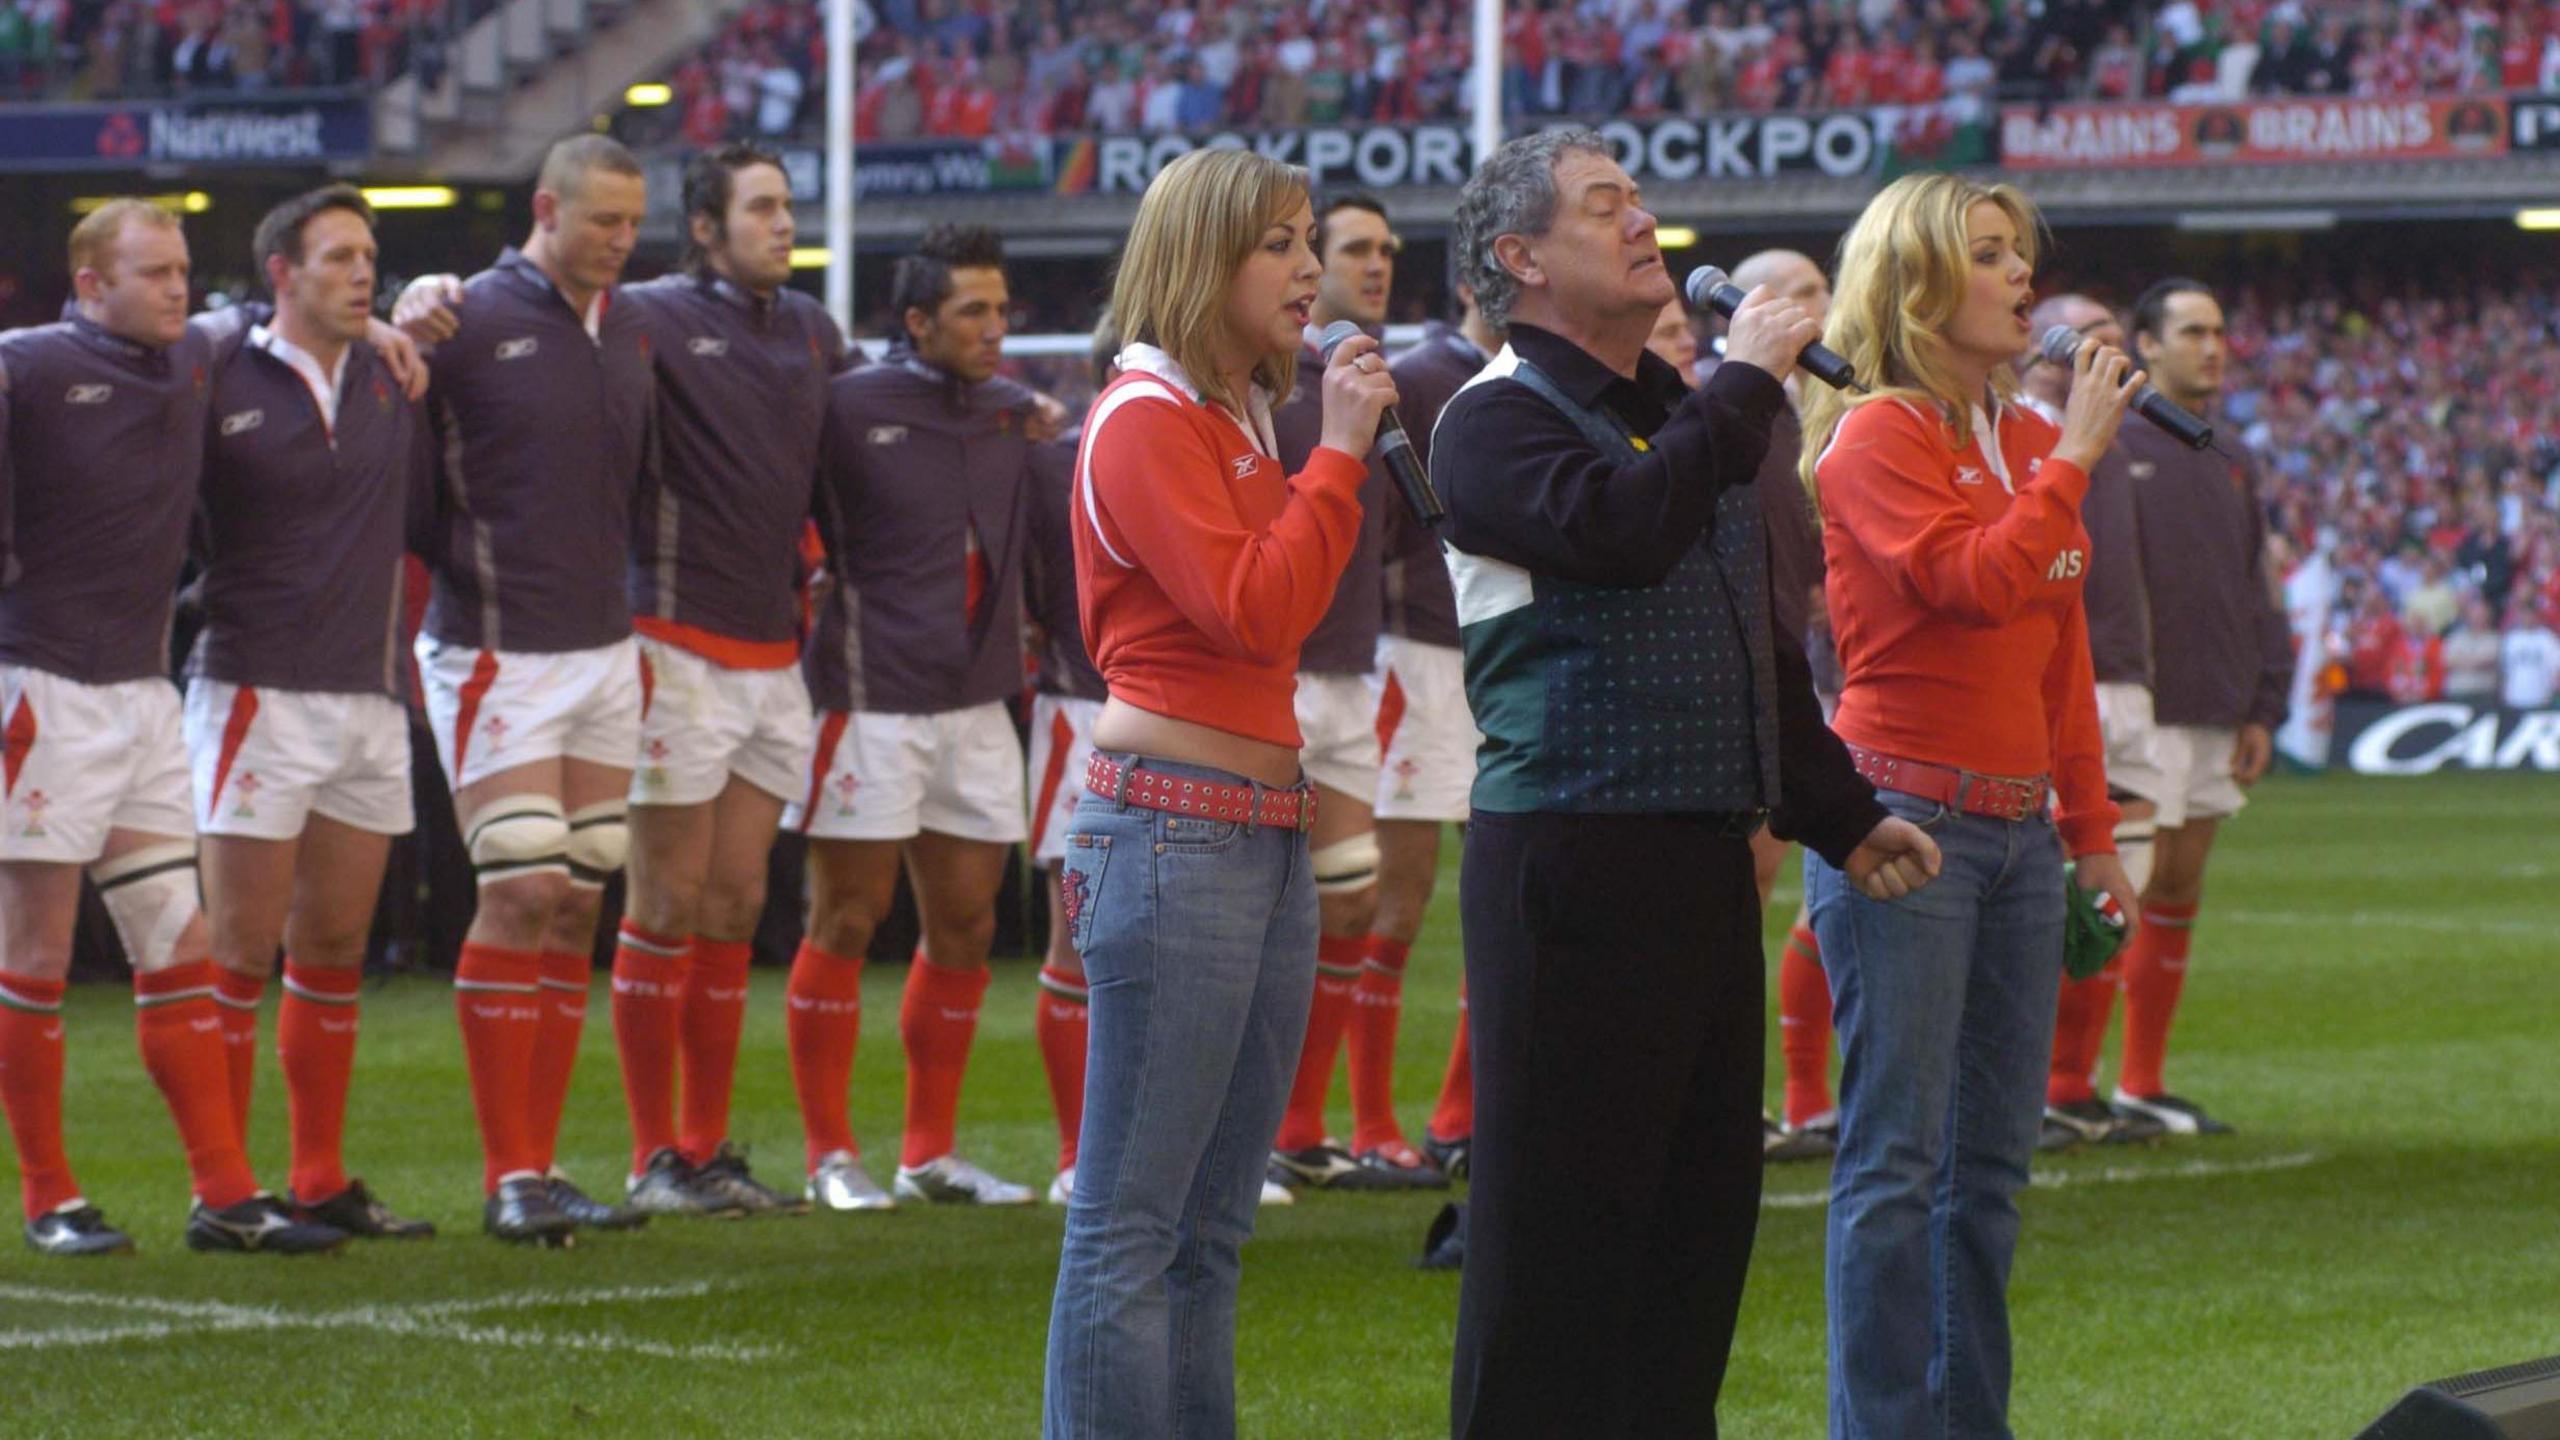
[
  {"xmin": 1761, "ymin": 1150, "xmax": 2323, "ymax": 1210},
  {"xmin": 0, "ymin": 1281, "xmax": 785, "ymax": 1362},
  {"xmin": 0, "ymin": 1285, "xmax": 282, "ymax": 1321},
  {"xmin": 403, "ymin": 1281, "xmax": 719, "ymax": 1315},
  {"xmin": 2223, "ymin": 909, "xmax": 2549, "ymax": 938}
]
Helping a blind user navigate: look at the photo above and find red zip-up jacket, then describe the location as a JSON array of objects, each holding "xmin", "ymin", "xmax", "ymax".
[
  {"xmin": 1814, "ymin": 395, "xmax": 2118, "ymax": 858},
  {"xmin": 1073, "ymin": 344, "xmax": 1366, "ymax": 749}
]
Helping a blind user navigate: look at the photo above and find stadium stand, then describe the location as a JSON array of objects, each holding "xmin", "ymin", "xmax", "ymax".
[
  {"xmin": 2208, "ymin": 270, "xmax": 2560, "ymax": 699},
  {"xmin": 0, "ymin": 0, "xmax": 467, "ymax": 96},
  {"xmin": 602, "ymin": 0, "xmax": 2560, "ymax": 147}
]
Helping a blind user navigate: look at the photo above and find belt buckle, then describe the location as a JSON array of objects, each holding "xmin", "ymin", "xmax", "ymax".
[{"xmin": 1959, "ymin": 770, "xmax": 2031, "ymax": 821}]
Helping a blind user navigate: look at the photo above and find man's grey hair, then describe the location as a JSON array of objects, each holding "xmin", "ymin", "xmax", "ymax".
[{"xmin": 1454, "ymin": 128, "xmax": 1615, "ymax": 335}]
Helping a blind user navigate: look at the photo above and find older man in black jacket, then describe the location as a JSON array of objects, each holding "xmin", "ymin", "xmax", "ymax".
[{"xmin": 1432, "ymin": 129, "xmax": 1941, "ymax": 1439}]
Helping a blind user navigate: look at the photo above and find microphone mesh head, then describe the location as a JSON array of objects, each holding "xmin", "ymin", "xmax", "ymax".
[
  {"xmin": 1316, "ymin": 319, "xmax": 1363, "ymax": 360},
  {"xmin": 2038, "ymin": 324, "xmax": 2085, "ymax": 367},
  {"xmin": 1683, "ymin": 265, "xmax": 1730, "ymax": 310}
]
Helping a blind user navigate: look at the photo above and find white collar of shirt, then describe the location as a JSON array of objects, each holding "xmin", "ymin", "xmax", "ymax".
[
  {"xmin": 538, "ymin": 273, "xmax": 605, "ymax": 340},
  {"xmin": 1969, "ymin": 397, "xmax": 2016, "ymax": 494},
  {"xmin": 249, "ymin": 324, "xmax": 348, "ymax": 428},
  {"xmin": 1115, "ymin": 341, "xmax": 1277, "ymax": 459}
]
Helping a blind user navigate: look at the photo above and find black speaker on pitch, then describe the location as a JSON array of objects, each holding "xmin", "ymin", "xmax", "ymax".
[{"xmin": 2358, "ymin": 1355, "xmax": 2560, "ymax": 1439}]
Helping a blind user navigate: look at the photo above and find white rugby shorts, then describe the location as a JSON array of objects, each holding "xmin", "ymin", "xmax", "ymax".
[
  {"xmin": 415, "ymin": 635, "xmax": 644, "ymax": 792},
  {"xmin": 2095, "ymin": 682, "xmax": 2157, "ymax": 787},
  {"xmin": 184, "ymin": 680, "xmax": 414, "ymax": 839},
  {"xmin": 1367, "ymin": 636, "xmax": 1478, "ymax": 823},
  {"xmin": 0, "ymin": 667, "xmax": 193, "ymax": 863},
  {"xmin": 629, "ymin": 636, "xmax": 815, "ymax": 808},
  {"xmin": 786, "ymin": 700, "xmax": 1027, "ymax": 844},
  {"xmin": 2107, "ymin": 714, "xmax": 2247, "ymax": 830},
  {"xmin": 1295, "ymin": 671, "xmax": 1382, "ymax": 802},
  {"xmin": 1027, "ymin": 694, "xmax": 1103, "ymax": 866}
]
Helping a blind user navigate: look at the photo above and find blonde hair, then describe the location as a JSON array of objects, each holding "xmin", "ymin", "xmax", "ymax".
[
  {"xmin": 1797, "ymin": 173, "xmax": 2044, "ymax": 500},
  {"xmin": 1109, "ymin": 148, "xmax": 1309, "ymax": 416},
  {"xmin": 69, "ymin": 199, "xmax": 182, "ymax": 278}
]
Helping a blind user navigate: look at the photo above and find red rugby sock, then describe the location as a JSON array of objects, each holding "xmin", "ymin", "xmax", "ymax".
[
  {"xmin": 898, "ymin": 956, "xmax": 989, "ymax": 1169},
  {"xmin": 609, "ymin": 922, "xmax": 688, "ymax": 1175},
  {"xmin": 455, "ymin": 943, "xmax": 545, "ymax": 1193},
  {"xmin": 1276, "ymin": 935, "xmax": 1365, "ymax": 1152},
  {"xmin": 1778, "ymin": 924, "xmax": 1836, "ymax": 1126},
  {"xmin": 529, "ymin": 948, "xmax": 592, "ymax": 1174},
  {"xmin": 678, "ymin": 939, "xmax": 753, "ymax": 1166},
  {"xmin": 1347, "ymin": 936, "xmax": 1412, "ymax": 1155},
  {"xmin": 136, "ymin": 962, "xmax": 259, "ymax": 1208},
  {"xmin": 277, "ymin": 959, "xmax": 363, "ymax": 1202},
  {"xmin": 2118, "ymin": 902, "xmax": 2199, "ymax": 1098},
  {"xmin": 785, "ymin": 941, "xmax": 866, "ymax": 1171},
  {"xmin": 1034, "ymin": 964, "xmax": 1088, "ymax": 1173},
  {"xmin": 1427, "ymin": 988, "xmax": 1473, "ymax": 1145},
  {"xmin": 0, "ymin": 975, "xmax": 79, "ymax": 1220},
  {"xmin": 213, "ymin": 966, "xmax": 266, "ymax": 1142}
]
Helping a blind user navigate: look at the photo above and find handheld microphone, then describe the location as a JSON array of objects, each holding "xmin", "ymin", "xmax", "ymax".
[
  {"xmin": 2036, "ymin": 324, "xmax": 2214, "ymax": 451},
  {"xmin": 1684, "ymin": 266, "xmax": 1865, "ymax": 393},
  {"xmin": 1316, "ymin": 320, "xmax": 1446, "ymax": 527}
]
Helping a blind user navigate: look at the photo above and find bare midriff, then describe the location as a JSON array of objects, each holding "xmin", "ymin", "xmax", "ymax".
[{"xmin": 1092, "ymin": 698, "xmax": 1304, "ymax": 789}]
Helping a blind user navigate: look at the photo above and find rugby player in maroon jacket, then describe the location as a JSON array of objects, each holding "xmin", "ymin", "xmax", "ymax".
[
  {"xmin": 785, "ymin": 225, "xmax": 1051, "ymax": 1207},
  {"xmin": 395, "ymin": 135, "xmax": 658, "ymax": 1242},
  {"xmin": 188, "ymin": 186, "xmax": 441, "ymax": 1240},
  {"xmin": 1358, "ymin": 275, "xmax": 1499, "ymax": 1183},
  {"xmin": 2020, "ymin": 291, "xmax": 2169, "ymax": 1149},
  {"xmin": 602, "ymin": 144, "xmax": 856, "ymax": 1218},
  {"xmin": 2105, "ymin": 278, "xmax": 2292, "ymax": 1137},
  {"xmin": 1265, "ymin": 193, "xmax": 1450, "ymax": 1190}
]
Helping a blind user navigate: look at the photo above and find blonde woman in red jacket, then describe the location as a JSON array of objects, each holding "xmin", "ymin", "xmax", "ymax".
[
  {"xmin": 1798, "ymin": 172, "xmax": 2144, "ymax": 1439},
  {"xmin": 1040, "ymin": 147, "xmax": 1396, "ymax": 1440}
]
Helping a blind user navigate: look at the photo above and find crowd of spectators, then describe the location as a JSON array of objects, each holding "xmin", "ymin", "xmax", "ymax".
[
  {"xmin": 617, "ymin": 0, "xmax": 2560, "ymax": 149},
  {"xmin": 20, "ymin": 0, "xmax": 2560, "ymax": 133},
  {"xmin": 0, "ymin": 0, "xmax": 451, "ymax": 98},
  {"xmin": 2210, "ymin": 270, "xmax": 2560, "ymax": 709}
]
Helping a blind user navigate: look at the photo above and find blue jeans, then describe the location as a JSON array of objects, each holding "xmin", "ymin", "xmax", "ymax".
[
  {"xmin": 1042, "ymin": 755, "xmax": 1318, "ymax": 1440},
  {"xmin": 1805, "ymin": 789, "xmax": 2065, "ymax": 1440}
]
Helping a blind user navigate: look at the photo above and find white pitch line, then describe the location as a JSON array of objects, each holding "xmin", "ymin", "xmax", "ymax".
[
  {"xmin": 1761, "ymin": 1150, "xmax": 2323, "ymax": 1210},
  {"xmin": 0, "ymin": 1285, "xmax": 285, "ymax": 1322},
  {"xmin": 404, "ymin": 1281, "xmax": 719, "ymax": 1316},
  {"xmin": 0, "ymin": 1281, "xmax": 786, "ymax": 1362},
  {"xmin": 0, "ymin": 1323, "xmax": 198, "ymax": 1350},
  {"xmin": 328, "ymin": 1307, "xmax": 788, "ymax": 1363},
  {"xmin": 2221, "ymin": 909, "xmax": 2549, "ymax": 939}
]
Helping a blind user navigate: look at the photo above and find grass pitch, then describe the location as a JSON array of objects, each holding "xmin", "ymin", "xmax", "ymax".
[{"xmin": 5, "ymin": 772, "xmax": 2558, "ymax": 1438}]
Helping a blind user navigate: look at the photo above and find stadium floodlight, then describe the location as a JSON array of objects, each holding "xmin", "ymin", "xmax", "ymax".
[
  {"xmin": 625, "ymin": 82, "xmax": 675, "ymax": 107},
  {"xmin": 2516, "ymin": 208, "xmax": 2560, "ymax": 231},
  {"xmin": 790, "ymin": 247, "xmax": 834, "ymax": 270},
  {"xmin": 1654, "ymin": 226, "xmax": 1698, "ymax": 250},
  {"xmin": 362, "ymin": 186, "xmax": 460, "ymax": 210},
  {"xmin": 70, "ymin": 192, "xmax": 212, "ymax": 215}
]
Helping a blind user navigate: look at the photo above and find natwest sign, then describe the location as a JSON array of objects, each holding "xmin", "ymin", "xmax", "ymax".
[
  {"xmin": 2333, "ymin": 700, "xmax": 2560, "ymax": 775},
  {"xmin": 2000, "ymin": 96, "xmax": 2506, "ymax": 170},
  {"xmin": 0, "ymin": 94, "xmax": 371, "ymax": 172}
]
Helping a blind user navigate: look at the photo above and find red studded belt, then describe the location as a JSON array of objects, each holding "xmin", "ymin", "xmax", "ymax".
[
  {"xmin": 1846, "ymin": 745, "xmax": 2050, "ymax": 823},
  {"xmin": 1084, "ymin": 753, "xmax": 1316, "ymax": 831}
]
